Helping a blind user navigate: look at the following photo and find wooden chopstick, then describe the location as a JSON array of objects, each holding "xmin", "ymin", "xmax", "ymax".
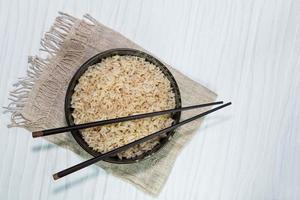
[
  {"xmin": 52, "ymin": 102, "xmax": 231, "ymax": 180},
  {"xmin": 32, "ymin": 101, "xmax": 223, "ymax": 138}
]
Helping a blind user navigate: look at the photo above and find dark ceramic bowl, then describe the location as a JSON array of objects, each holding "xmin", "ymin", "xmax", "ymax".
[{"xmin": 65, "ymin": 48, "xmax": 181, "ymax": 164}]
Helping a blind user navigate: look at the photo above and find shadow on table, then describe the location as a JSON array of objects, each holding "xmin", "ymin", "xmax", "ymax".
[
  {"xmin": 31, "ymin": 138, "xmax": 103, "ymax": 194},
  {"xmin": 31, "ymin": 143, "xmax": 57, "ymax": 152},
  {"xmin": 52, "ymin": 167, "xmax": 101, "ymax": 194},
  {"xmin": 200, "ymin": 114, "xmax": 232, "ymax": 132}
]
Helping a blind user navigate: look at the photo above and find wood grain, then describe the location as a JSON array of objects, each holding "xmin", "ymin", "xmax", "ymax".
[{"xmin": 0, "ymin": 0, "xmax": 299, "ymax": 199}]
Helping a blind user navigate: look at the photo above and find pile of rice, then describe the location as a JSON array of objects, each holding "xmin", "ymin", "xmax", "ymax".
[{"xmin": 71, "ymin": 55, "xmax": 176, "ymax": 159}]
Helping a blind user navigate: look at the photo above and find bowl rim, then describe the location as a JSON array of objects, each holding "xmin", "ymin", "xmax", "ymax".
[{"xmin": 64, "ymin": 48, "xmax": 181, "ymax": 164}]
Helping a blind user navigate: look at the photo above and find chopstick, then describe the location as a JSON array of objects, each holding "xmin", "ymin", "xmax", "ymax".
[
  {"xmin": 52, "ymin": 102, "xmax": 231, "ymax": 180},
  {"xmin": 32, "ymin": 101, "xmax": 223, "ymax": 138}
]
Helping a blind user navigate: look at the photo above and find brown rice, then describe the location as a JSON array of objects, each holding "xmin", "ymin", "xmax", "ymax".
[{"xmin": 71, "ymin": 55, "xmax": 175, "ymax": 159}]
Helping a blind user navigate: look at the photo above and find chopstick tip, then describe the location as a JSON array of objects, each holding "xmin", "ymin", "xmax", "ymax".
[
  {"xmin": 53, "ymin": 173, "xmax": 60, "ymax": 180},
  {"xmin": 223, "ymin": 102, "xmax": 232, "ymax": 107},
  {"xmin": 32, "ymin": 131, "xmax": 43, "ymax": 138}
]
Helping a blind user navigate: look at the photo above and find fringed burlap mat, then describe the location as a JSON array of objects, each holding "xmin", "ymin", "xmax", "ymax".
[{"xmin": 5, "ymin": 12, "xmax": 216, "ymax": 196}]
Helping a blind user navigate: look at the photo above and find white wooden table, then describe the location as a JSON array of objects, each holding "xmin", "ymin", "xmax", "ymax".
[{"xmin": 0, "ymin": 0, "xmax": 299, "ymax": 199}]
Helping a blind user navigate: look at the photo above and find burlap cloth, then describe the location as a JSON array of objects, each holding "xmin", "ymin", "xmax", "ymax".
[{"xmin": 5, "ymin": 12, "xmax": 216, "ymax": 196}]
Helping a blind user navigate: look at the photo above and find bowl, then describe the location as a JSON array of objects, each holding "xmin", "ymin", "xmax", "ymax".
[{"xmin": 65, "ymin": 48, "xmax": 181, "ymax": 164}]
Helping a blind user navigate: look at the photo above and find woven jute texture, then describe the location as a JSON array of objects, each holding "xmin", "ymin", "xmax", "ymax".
[{"xmin": 5, "ymin": 12, "xmax": 216, "ymax": 196}]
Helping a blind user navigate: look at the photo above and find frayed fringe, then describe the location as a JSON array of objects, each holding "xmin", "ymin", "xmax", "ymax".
[
  {"xmin": 40, "ymin": 12, "xmax": 76, "ymax": 56},
  {"xmin": 7, "ymin": 112, "xmax": 47, "ymax": 130},
  {"xmin": 4, "ymin": 12, "xmax": 78, "ymax": 129},
  {"xmin": 83, "ymin": 13, "xmax": 100, "ymax": 26}
]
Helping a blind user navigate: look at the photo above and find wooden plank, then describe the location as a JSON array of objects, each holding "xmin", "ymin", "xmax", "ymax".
[{"xmin": 0, "ymin": 0, "xmax": 299, "ymax": 199}]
